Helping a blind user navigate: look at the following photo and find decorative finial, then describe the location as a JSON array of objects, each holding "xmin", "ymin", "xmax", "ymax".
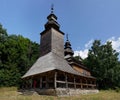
[
  {"xmin": 66, "ymin": 33, "xmax": 69, "ymax": 41},
  {"xmin": 51, "ymin": 4, "xmax": 54, "ymax": 14}
]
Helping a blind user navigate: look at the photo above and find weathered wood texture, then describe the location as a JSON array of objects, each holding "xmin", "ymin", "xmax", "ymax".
[
  {"xmin": 72, "ymin": 65, "xmax": 91, "ymax": 76},
  {"xmin": 40, "ymin": 28, "xmax": 64, "ymax": 57}
]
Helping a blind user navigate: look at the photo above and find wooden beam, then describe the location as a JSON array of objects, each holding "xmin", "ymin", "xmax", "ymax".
[
  {"xmin": 74, "ymin": 76, "xmax": 76, "ymax": 89},
  {"xmin": 30, "ymin": 77, "xmax": 33, "ymax": 88},
  {"xmin": 40, "ymin": 77, "xmax": 42, "ymax": 88},
  {"xmin": 92, "ymin": 80, "xmax": 96, "ymax": 89},
  {"xmin": 54, "ymin": 71, "xmax": 57, "ymax": 89},
  {"xmin": 65, "ymin": 73, "xmax": 68, "ymax": 88},
  {"xmin": 86, "ymin": 79, "xmax": 88, "ymax": 88},
  {"xmin": 56, "ymin": 80, "xmax": 66, "ymax": 83},
  {"xmin": 46, "ymin": 74, "xmax": 49, "ymax": 88},
  {"xmin": 80, "ymin": 79, "xmax": 83, "ymax": 89}
]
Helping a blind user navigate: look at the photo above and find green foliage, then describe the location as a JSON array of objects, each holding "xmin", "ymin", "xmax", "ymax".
[
  {"xmin": 83, "ymin": 40, "xmax": 120, "ymax": 89},
  {"xmin": 0, "ymin": 24, "xmax": 39, "ymax": 87},
  {"xmin": 115, "ymin": 87, "xmax": 120, "ymax": 93}
]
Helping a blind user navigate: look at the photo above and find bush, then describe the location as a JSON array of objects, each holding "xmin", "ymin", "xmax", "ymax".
[{"xmin": 115, "ymin": 87, "xmax": 120, "ymax": 93}]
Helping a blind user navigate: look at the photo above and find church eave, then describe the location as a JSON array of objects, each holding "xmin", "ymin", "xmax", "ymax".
[
  {"xmin": 47, "ymin": 13, "xmax": 57, "ymax": 20},
  {"xmin": 22, "ymin": 52, "xmax": 95, "ymax": 79},
  {"xmin": 40, "ymin": 28, "xmax": 64, "ymax": 35}
]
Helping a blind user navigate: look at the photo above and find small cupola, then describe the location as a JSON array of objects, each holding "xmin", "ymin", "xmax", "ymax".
[
  {"xmin": 64, "ymin": 34, "xmax": 74, "ymax": 57},
  {"xmin": 45, "ymin": 5, "xmax": 60, "ymax": 30}
]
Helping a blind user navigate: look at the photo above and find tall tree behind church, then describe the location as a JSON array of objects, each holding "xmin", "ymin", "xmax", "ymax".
[
  {"xmin": 83, "ymin": 40, "xmax": 120, "ymax": 89},
  {"xmin": 0, "ymin": 24, "xmax": 39, "ymax": 86}
]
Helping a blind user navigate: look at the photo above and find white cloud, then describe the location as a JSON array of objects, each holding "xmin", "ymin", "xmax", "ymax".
[
  {"xmin": 74, "ymin": 39, "xmax": 93, "ymax": 59},
  {"xmin": 74, "ymin": 49, "xmax": 88, "ymax": 59},
  {"xmin": 107, "ymin": 37, "xmax": 120, "ymax": 52},
  {"xmin": 74, "ymin": 37, "xmax": 120, "ymax": 60},
  {"xmin": 85, "ymin": 39, "xmax": 94, "ymax": 48}
]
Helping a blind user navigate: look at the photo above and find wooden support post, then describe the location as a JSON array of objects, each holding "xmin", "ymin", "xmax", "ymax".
[
  {"xmin": 74, "ymin": 76, "xmax": 76, "ymax": 89},
  {"xmin": 90, "ymin": 81, "xmax": 92, "ymax": 88},
  {"xmin": 94, "ymin": 80, "xmax": 96, "ymax": 89},
  {"xmin": 93, "ymin": 80, "xmax": 95, "ymax": 89},
  {"xmin": 40, "ymin": 77, "xmax": 42, "ymax": 88},
  {"xmin": 46, "ymin": 74, "xmax": 49, "ymax": 88},
  {"xmin": 86, "ymin": 79, "xmax": 88, "ymax": 89},
  {"xmin": 65, "ymin": 73, "xmax": 68, "ymax": 88},
  {"xmin": 54, "ymin": 71, "xmax": 57, "ymax": 89},
  {"xmin": 81, "ymin": 79, "xmax": 83, "ymax": 89},
  {"xmin": 30, "ymin": 77, "xmax": 33, "ymax": 89}
]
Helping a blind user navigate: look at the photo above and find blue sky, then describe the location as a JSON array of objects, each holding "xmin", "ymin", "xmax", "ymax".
[{"xmin": 1, "ymin": 0, "xmax": 120, "ymax": 59}]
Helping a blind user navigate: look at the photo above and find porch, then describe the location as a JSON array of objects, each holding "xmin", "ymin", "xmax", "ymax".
[{"xmin": 22, "ymin": 70, "xmax": 97, "ymax": 90}]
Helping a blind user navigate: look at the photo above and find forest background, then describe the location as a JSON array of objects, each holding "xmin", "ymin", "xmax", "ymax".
[{"xmin": 0, "ymin": 24, "xmax": 120, "ymax": 89}]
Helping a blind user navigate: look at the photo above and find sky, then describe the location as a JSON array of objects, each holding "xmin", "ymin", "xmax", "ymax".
[{"xmin": 1, "ymin": 0, "xmax": 120, "ymax": 59}]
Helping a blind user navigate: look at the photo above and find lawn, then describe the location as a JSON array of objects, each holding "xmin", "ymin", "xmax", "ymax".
[{"xmin": 0, "ymin": 87, "xmax": 120, "ymax": 100}]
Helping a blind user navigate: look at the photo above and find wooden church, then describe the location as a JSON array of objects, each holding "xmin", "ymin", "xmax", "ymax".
[{"xmin": 22, "ymin": 7, "xmax": 98, "ymax": 96}]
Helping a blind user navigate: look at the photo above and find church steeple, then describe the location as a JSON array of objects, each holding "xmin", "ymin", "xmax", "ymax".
[
  {"xmin": 45, "ymin": 5, "xmax": 60, "ymax": 30},
  {"xmin": 40, "ymin": 6, "xmax": 64, "ymax": 57},
  {"xmin": 64, "ymin": 34, "xmax": 74, "ymax": 57}
]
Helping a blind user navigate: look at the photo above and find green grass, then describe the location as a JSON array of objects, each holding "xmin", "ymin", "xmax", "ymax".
[{"xmin": 0, "ymin": 87, "xmax": 120, "ymax": 100}]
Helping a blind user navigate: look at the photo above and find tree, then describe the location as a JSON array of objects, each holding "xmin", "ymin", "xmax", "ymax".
[
  {"xmin": 83, "ymin": 40, "xmax": 120, "ymax": 89},
  {"xmin": 0, "ymin": 24, "xmax": 40, "ymax": 87}
]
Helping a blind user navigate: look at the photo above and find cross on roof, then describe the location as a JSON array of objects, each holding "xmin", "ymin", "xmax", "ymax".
[{"xmin": 51, "ymin": 4, "xmax": 54, "ymax": 14}]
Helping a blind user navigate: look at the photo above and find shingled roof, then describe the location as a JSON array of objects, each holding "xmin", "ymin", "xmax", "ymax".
[{"xmin": 22, "ymin": 52, "xmax": 95, "ymax": 79}]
